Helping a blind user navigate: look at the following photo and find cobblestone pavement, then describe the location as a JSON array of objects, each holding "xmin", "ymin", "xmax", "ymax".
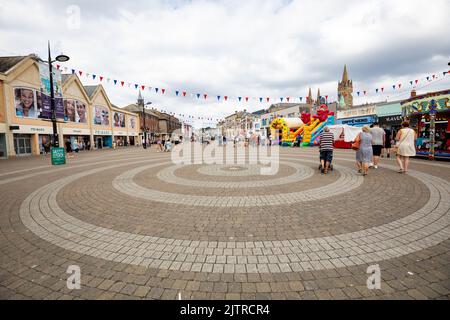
[{"xmin": 0, "ymin": 146, "xmax": 449, "ymax": 300}]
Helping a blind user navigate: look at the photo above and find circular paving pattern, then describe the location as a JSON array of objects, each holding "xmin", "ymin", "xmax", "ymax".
[
  {"xmin": 157, "ymin": 161, "xmax": 314, "ymax": 188},
  {"xmin": 19, "ymin": 156, "xmax": 450, "ymax": 274},
  {"xmin": 114, "ymin": 160, "xmax": 363, "ymax": 207}
]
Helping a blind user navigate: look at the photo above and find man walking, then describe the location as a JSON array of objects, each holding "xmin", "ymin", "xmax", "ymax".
[
  {"xmin": 319, "ymin": 126, "xmax": 335, "ymax": 174},
  {"xmin": 370, "ymin": 122, "xmax": 385, "ymax": 169}
]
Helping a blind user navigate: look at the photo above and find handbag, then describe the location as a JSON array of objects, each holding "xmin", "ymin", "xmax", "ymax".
[
  {"xmin": 393, "ymin": 129, "xmax": 412, "ymax": 154},
  {"xmin": 351, "ymin": 134, "xmax": 361, "ymax": 151}
]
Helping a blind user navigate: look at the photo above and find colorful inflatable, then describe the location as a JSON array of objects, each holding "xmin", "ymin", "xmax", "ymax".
[{"xmin": 270, "ymin": 118, "xmax": 304, "ymax": 146}]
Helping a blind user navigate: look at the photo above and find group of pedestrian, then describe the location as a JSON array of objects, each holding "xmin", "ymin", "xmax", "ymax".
[
  {"xmin": 156, "ymin": 138, "xmax": 173, "ymax": 152},
  {"xmin": 352, "ymin": 121, "xmax": 416, "ymax": 176},
  {"xmin": 319, "ymin": 121, "xmax": 417, "ymax": 176}
]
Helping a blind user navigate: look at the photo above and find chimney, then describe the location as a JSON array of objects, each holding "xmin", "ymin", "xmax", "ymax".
[{"xmin": 410, "ymin": 89, "xmax": 417, "ymax": 98}]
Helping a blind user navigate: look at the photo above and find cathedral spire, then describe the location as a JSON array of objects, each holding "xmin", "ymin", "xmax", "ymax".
[
  {"xmin": 342, "ymin": 64, "xmax": 349, "ymax": 83},
  {"xmin": 316, "ymin": 88, "xmax": 321, "ymax": 106},
  {"xmin": 308, "ymin": 87, "xmax": 313, "ymax": 105}
]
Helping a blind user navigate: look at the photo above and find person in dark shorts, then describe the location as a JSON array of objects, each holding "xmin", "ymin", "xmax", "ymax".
[
  {"xmin": 370, "ymin": 122, "xmax": 385, "ymax": 169},
  {"xmin": 319, "ymin": 126, "xmax": 334, "ymax": 174},
  {"xmin": 382, "ymin": 125, "xmax": 392, "ymax": 158}
]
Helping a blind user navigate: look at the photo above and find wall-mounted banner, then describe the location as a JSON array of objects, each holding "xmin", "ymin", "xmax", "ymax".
[{"xmin": 39, "ymin": 62, "xmax": 64, "ymax": 119}]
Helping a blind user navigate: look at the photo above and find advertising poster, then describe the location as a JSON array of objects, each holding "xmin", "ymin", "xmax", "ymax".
[
  {"xmin": 14, "ymin": 88, "xmax": 37, "ymax": 118},
  {"xmin": 113, "ymin": 112, "xmax": 126, "ymax": 128},
  {"xmin": 129, "ymin": 117, "xmax": 137, "ymax": 130},
  {"xmin": 64, "ymin": 99, "xmax": 87, "ymax": 123},
  {"xmin": 39, "ymin": 62, "xmax": 64, "ymax": 119},
  {"xmin": 93, "ymin": 106, "xmax": 110, "ymax": 126}
]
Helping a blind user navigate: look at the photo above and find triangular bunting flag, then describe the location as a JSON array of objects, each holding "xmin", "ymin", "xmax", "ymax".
[
  {"xmin": 287, "ymin": 97, "xmax": 290, "ymax": 102},
  {"xmin": 259, "ymin": 98, "xmax": 262, "ymax": 103},
  {"xmin": 410, "ymin": 81, "xmax": 413, "ymax": 85},
  {"xmin": 245, "ymin": 97, "xmax": 249, "ymax": 102},
  {"xmin": 280, "ymin": 98, "xmax": 283, "ymax": 102},
  {"xmin": 197, "ymin": 94, "xmax": 200, "ymax": 99},
  {"xmin": 121, "ymin": 81, "xmax": 125, "ymax": 86},
  {"xmin": 224, "ymin": 96, "xmax": 228, "ymax": 101},
  {"xmin": 238, "ymin": 97, "xmax": 242, "ymax": 102},
  {"xmin": 398, "ymin": 84, "xmax": 402, "ymax": 88},
  {"xmin": 100, "ymin": 76, "xmax": 103, "ymax": 81},
  {"xmin": 56, "ymin": 65, "xmax": 60, "ymax": 70},
  {"xmin": 141, "ymin": 85, "xmax": 145, "ymax": 90},
  {"xmin": 92, "ymin": 75, "xmax": 96, "ymax": 80},
  {"xmin": 357, "ymin": 92, "xmax": 360, "ymax": 96},
  {"xmin": 183, "ymin": 92, "xmax": 187, "ymax": 97},
  {"xmin": 415, "ymin": 79, "xmax": 419, "ymax": 84},
  {"xmin": 176, "ymin": 91, "xmax": 179, "ymax": 96},
  {"xmin": 79, "ymin": 71, "xmax": 82, "ymax": 76},
  {"xmin": 217, "ymin": 96, "xmax": 221, "ymax": 101},
  {"xmin": 204, "ymin": 94, "xmax": 207, "ymax": 99},
  {"xmin": 162, "ymin": 89, "xmax": 165, "ymax": 94},
  {"xmin": 114, "ymin": 80, "xmax": 117, "ymax": 85},
  {"xmin": 135, "ymin": 84, "xmax": 139, "ymax": 89},
  {"xmin": 155, "ymin": 88, "xmax": 159, "ymax": 93},
  {"xmin": 71, "ymin": 69, "xmax": 75, "ymax": 74}
]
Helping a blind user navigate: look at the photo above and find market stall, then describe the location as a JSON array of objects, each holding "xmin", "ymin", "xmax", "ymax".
[{"xmin": 402, "ymin": 90, "xmax": 450, "ymax": 159}]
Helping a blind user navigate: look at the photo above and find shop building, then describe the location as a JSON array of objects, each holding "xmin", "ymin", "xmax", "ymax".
[
  {"xmin": 402, "ymin": 89, "xmax": 450, "ymax": 159},
  {"xmin": 0, "ymin": 54, "xmax": 144, "ymax": 158},
  {"xmin": 336, "ymin": 104, "xmax": 377, "ymax": 127}
]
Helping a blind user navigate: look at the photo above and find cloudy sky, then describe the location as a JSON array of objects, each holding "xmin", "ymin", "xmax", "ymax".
[{"xmin": 1, "ymin": 0, "xmax": 449, "ymax": 127}]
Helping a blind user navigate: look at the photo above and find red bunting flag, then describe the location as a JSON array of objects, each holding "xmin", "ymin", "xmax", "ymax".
[
  {"xmin": 100, "ymin": 76, "xmax": 103, "ymax": 81},
  {"xmin": 204, "ymin": 94, "xmax": 207, "ymax": 99},
  {"xmin": 287, "ymin": 97, "xmax": 290, "ymax": 102},
  {"xmin": 246, "ymin": 97, "xmax": 249, "ymax": 102},
  {"xmin": 121, "ymin": 81, "xmax": 125, "ymax": 86},
  {"xmin": 182, "ymin": 91, "xmax": 186, "ymax": 97},
  {"xmin": 432, "ymin": 75, "xmax": 436, "ymax": 79},
  {"xmin": 79, "ymin": 71, "xmax": 83, "ymax": 76},
  {"xmin": 325, "ymin": 95, "xmax": 328, "ymax": 100},
  {"xmin": 415, "ymin": 79, "xmax": 419, "ymax": 84},
  {"xmin": 56, "ymin": 65, "xmax": 60, "ymax": 70},
  {"xmin": 224, "ymin": 96, "xmax": 228, "ymax": 101},
  {"xmin": 162, "ymin": 89, "xmax": 166, "ymax": 94},
  {"xmin": 266, "ymin": 97, "xmax": 270, "ymax": 102},
  {"xmin": 141, "ymin": 85, "xmax": 145, "ymax": 90},
  {"xmin": 381, "ymin": 87, "xmax": 384, "ymax": 92},
  {"xmin": 363, "ymin": 91, "xmax": 366, "ymax": 95}
]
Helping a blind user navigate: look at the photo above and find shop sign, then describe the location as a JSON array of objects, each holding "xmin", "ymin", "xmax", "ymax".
[
  {"xmin": 51, "ymin": 147, "xmax": 66, "ymax": 166},
  {"xmin": 113, "ymin": 131, "xmax": 127, "ymax": 136},
  {"xmin": 337, "ymin": 116, "xmax": 376, "ymax": 126},
  {"xmin": 10, "ymin": 124, "xmax": 53, "ymax": 134},
  {"xmin": 62, "ymin": 128, "xmax": 91, "ymax": 135},
  {"xmin": 94, "ymin": 129, "xmax": 112, "ymax": 136},
  {"xmin": 337, "ymin": 106, "xmax": 376, "ymax": 119},
  {"xmin": 380, "ymin": 115, "xmax": 402, "ymax": 124}
]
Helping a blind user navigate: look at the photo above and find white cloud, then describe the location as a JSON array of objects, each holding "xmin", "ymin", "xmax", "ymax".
[{"xmin": 1, "ymin": 0, "xmax": 449, "ymax": 127}]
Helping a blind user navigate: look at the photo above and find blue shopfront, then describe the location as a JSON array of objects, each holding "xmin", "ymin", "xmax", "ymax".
[
  {"xmin": 336, "ymin": 115, "xmax": 376, "ymax": 127},
  {"xmin": 93, "ymin": 129, "xmax": 113, "ymax": 149}
]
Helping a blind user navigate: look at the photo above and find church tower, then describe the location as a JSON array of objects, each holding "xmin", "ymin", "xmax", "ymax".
[
  {"xmin": 338, "ymin": 65, "xmax": 353, "ymax": 108},
  {"xmin": 307, "ymin": 88, "xmax": 314, "ymax": 113},
  {"xmin": 316, "ymin": 88, "xmax": 322, "ymax": 107}
]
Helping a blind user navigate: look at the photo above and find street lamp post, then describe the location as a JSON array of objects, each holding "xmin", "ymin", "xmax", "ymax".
[
  {"xmin": 47, "ymin": 41, "xmax": 69, "ymax": 148},
  {"xmin": 138, "ymin": 91, "xmax": 152, "ymax": 149}
]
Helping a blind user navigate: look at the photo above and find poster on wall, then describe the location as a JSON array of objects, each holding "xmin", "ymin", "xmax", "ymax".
[
  {"xmin": 93, "ymin": 106, "xmax": 110, "ymax": 126},
  {"xmin": 129, "ymin": 117, "xmax": 137, "ymax": 130},
  {"xmin": 14, "ymin": 88, "xmax": 37, "ymax": 118},
  {"xmin": 64, "ymin": 99, "xmax": 87, "ymax": 123},
  {"xmin": 38, "ymin": 62, "xmax": 64, "ymax": 119},
  {"xmin": 113, "ymin": 112, "xmax": 126, "ymax": 128}
]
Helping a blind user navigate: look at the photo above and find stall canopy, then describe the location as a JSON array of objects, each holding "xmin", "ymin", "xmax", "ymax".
[{"xmin": 327, "ymin": 125, "xmax": 362, "ymax": 142}]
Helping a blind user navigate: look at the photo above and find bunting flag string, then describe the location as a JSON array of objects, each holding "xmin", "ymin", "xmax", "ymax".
[{"xmin": 63, "ymin": 65, "xmax": 449, "ymax": 105}]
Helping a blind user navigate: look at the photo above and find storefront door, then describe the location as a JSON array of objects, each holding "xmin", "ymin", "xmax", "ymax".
[
  {"xmin": 0, "ymin": 134, "xmax": 6, "ymax": 158},
  {"xmin": 14, "ymin": 134, "xmax": 32, "ymax": 156}
]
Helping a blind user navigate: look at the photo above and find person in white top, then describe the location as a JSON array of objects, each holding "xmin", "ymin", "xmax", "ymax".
[{"xmin": 395, "ymin": 121, "xmax": 417, "ymax": 173}]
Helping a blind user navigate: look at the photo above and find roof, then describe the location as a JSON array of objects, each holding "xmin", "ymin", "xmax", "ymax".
[
  {"xmin": 0, "ymin": 56, "xmax": 28, "ymax": 73},
  {"xmin": 61, "ymin": 73, "xmax": 72, "ymax": 84},
  {"xmin": 83, "ymin": 85, "xmax": 98, "ymax": 99},
  {"xmin": 123, "ymin": 104, "xmax": 160, "ymax": 118}
]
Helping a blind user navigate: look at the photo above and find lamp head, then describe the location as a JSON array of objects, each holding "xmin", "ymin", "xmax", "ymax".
[{"xmin": 55, "ymin": 54, "xmax": 70, "ymax": 62}]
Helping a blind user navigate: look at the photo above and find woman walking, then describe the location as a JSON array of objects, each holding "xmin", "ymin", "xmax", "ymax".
[
  {"xmin": 395, "ymin": 121, "xmax": 416, "ymax": 173},
  {"xmin": 355, "ymin": 125, "xmax": 373, "ymax": 176}
]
